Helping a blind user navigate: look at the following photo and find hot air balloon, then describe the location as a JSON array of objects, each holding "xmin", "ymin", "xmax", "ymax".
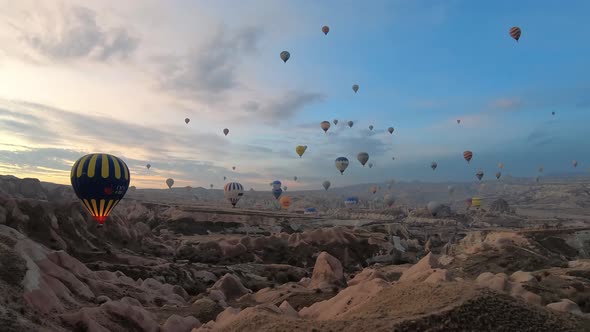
[
  {"xmin": 368, "ymin": 162, "xmax": 374, "ymax": 169},
  {"xmin": 552, "ymin": 111, "xmax": 556, "ymax": 116},
  {"xmin": 272, "ymin": 187, "xmax": 283, "ymax": 200},
  {"xmin": 129, "ymin": 186, "xmax": 136, "ymax": 192},
  {"xmin": 210, "ymin": 184, "xmax": 214, "ymax": 189},
  {"xmin": 384, "ymin": 194, "xmax": 395, "ymax": 207},
  {"xmin": 509, "ymin": 26, "xmax": 521, "ymax": 42},
  {"xmin": 538, "ymin": 166, "xmax": 543, "ymax": 173},
  {"xmin": 223, "ymin": 176, "xmax": 227, "ymax": 181},
  {"xmin": 352, "ymin": 84, "xmax": 359, "ymax": 93},
  {"xmin": 536, "ymin": 176, "xmax": 540, "ymax": 183},
  {"xmin": 295, "ymin": 145, "xmax": 307, "ymax": 158},
  {"xmin": 223, "ymin": 128, "xmax": 229, "ymax": 136},
  {"xmin": 347, "ymin": 121, "xmax": 354, "ymax": 128},
  {"xmin": 271, "ymin": 180, "xmax": 282, "ymax": 189},
  {"xmin": 280, "ymin": 51, "xmax": 290, "ymax": 63},
  {"xmin": 185, "ymin": 118, "xmax": 190, "ymax": 124},
  {"xmin": 431, "ymin": 162, "xmax": 438, "ymax": 171},
  {"xmin": 496, "ymin": 172, "xmax": 502, "ymax": 180},
  {"xmin": 146, "ymin": 164, "xmax": 151, "ymax": 170},
  {"xmin": 166, "ymin": 178, "xmax": 174, "ymax": 188},
  {"xmin": 465, "ymin": 198, "xmax": 473, "ymax": 208},
  {"xmin": 293, "ymin": 176, "xmax": 298, "ymax": 181},
  {"xmin": 232, "ymin": 166, "xmax": 236, "ymax": 171},
  {"xmin": 498, "ymin": 162, "xmax": 504, "ymax": 169},
  {"xmin": 370, "ymin": 186, "xmax": 378, "ymax": 194},
  {"xmin": 387, "ymin": 127, "xmax": 394, "ymax": 134},
  {"xmin": 70, "ymin": 153, "xmax": 130, "ymax": 225},
  {"xmin": 224, "ymin": 182, "xmax": 244, "ymax": 207},
  {"xmin": 304, "ymin": 207, "xmax": 318, "ymax": 215},
  {"xmin": 320, "ymin": 121, "xmax": 331, "ymax": 133},
  {"xmin": 335, "ymin": 157, "xmax": 349, "ymax": 174},
  {"xmin": 357, "ymin": 152, "xmax": 369, "ymax": 166},
  {"xmin": 476, "ymin": 170, "xmax": 484, "ymax": 181},
  {"xmin": 322, "ymin": 26, "xmax": 330, "ymax": 35},
  {"xmin": 448, "ymin": 185, "xmax": 455, "ymax": 195},
  {"xmin": 283, "ymin": 186, "xmax": 288, "ymax": 192},
  {"xmin": 573, "ymin": 160, "xmax": 578, "ymax": 168},
  {"xmin": 322, "ymin": 180, "xmax": 331, "ymax": 190},
  {"xmin": 391, "ymin": 156, "xmax": 395, "ymax": 160},
  {"xmin": 279, "ymin": 195, "xmax": 292, "ymax": 209},
  {"xmin": 463, "ymin": 151, "xmax": 473, "ymax": 163},
  {"xmin": 457, "ymin": 119, "xmax": 461, "ymax": 124},
  {"xmin": 344, "ymin": 197, "xmax": 359, "ymax": 208},
  {"xmin": 472, "ymin": 197, "xmax": 481, "ymax": 208},
  {"xmin": 333, "ymin": 119, "xmax": 339, "ymax": 125},
  {"xmin": 369, "ymin": 125, "xmax": 374, "ymax": 131}
]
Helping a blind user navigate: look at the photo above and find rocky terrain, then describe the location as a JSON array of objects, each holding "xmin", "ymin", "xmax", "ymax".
[{"xmin": 2, "ymin": 174, "xmax": 590, "ymax": 331}]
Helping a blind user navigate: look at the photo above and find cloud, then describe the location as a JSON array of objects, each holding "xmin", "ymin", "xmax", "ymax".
[
  {"xmin": 11, "ymin": 3, "xmax": 138, "ymax": 61},
  {"xmin": 490, "ymin": 97, "xmax": 523, "ymax": 111},
  {"xmin": 155, "ymin": 24, "xmax": 263, "ymax": 100},
  {"xmin": 239, "ymin": 91, "xmax": 326, "ymax": 123}
]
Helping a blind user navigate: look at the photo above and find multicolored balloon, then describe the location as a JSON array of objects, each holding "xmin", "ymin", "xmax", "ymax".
[
  {"xmin": 295, "ymin": 145, "xmax": 307, "ymax": 158},
  {"xmin": 357, "ymin": 152, "xmax": 369, "ymax": 166},
  {"xmin": 70, "ymin": 153, "xmax": 130, "ymax": 225},
  {"xmin": 509, "ymin": 26, "xmax": 522, "ymax": 42},
  {"xmin": 335, "ymin": 157, "xmax": 349, "ymax": 174},
  {"xmin": 321, "ymin": 121, "xmax": 331, "ymax": 133},
  {"xmin": 322, "ymin": 26, "xmax": 330, "ymax": 35},
  {"xmin": 463, "ymin": 151, "xmax": 473, "ymax": 163},
  {"xmin": 224, "ymin": 182, "xmax": 244, "ymax": 207}
]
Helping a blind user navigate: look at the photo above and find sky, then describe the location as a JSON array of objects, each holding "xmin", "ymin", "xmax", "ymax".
[{"xmin": 0, "ymin": 0, "xmax": 589, "ymax": 191}]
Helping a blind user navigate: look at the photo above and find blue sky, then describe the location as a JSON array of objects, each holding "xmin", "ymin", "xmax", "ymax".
[{"xmin": 0, "ymin": 0, "xmax": 589, "ymax": 190}]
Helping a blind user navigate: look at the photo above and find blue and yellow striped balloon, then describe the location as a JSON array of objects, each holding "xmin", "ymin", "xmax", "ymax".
[{"xmin": 70, "ymin": 153, "xmax": 130, "ymax": 225}]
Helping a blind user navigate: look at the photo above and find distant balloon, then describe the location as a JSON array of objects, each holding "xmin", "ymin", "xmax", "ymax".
[
  {"xmin": 185, "ymin": 118, "xmax": 190, "ymax": 124},
  {"xmin": 333, "ymin": 119, "xmax": 339, "ymax": 125},
  {"xmin": 293, "ymin": 176, "xmax": 298, "ymax": 181},
  {"xmin": 210, "ymin": 184, "xmax": 214, "ymax": 189},
  {"xmin": 476, "ymin": 170, "xmax": 484, "ymax": 181},
  {"xmin": 538, "ymin": 166, "xmax": 543, "ymax": 173},
  {"xmin": 280, "ymin": 51, "xmax": 290, "ymax": 63},
  {"xmin": 427, "ymin": 201, "xmax": 443, "ymax": 216},
  {"xmin": 320, "ymin": 121, "xmax": 331, "ymax": 133},
  {"xmin": 166, "ymin": 178, "xmax": 174, "ymax": 189},
  {"xmin": 224, "ymin": 182, "xmax": 244, "ymax": 207},
  {"xmin": 271, "ymin": 180, "xmax": 282, "ymax": 190},
  {"xmin": 283, "ymin": 186, "xmax": 288, "ymax": 192},
  {"xmin": 352, "ymin": 84, "xmax": 359, "ymax": 93},
  {"xmin": 498, "ymin": 162, "xmax": 504, "ymax": 169},
  {"xmin": 448, "ymin": 185, "xmax": 455, "ymax": 194},
  {"xmin": 304, "ymin": 207, "xmax": 318, "ymax": 215},
  {"xmin": 344, "ymin": 196, "xmax": 359, "ymax": 208},
  {"xmin": 223, "ymin": 176, "xmax": 227, "ymax": 181},
  {"xmin": 70, "ymin": 153, "xmax": 130, "ymax": 225},
  {"xmin": 322, "ymin": 25, "xmax": 330, "ymax": 35},
  {"xmin": 496, "ymin": 171, "xmax": 502, "ymax": 180},
  {"xmin": 387, "ymin": 127, "xmax": 394, "ymax": 134},
  {"xmin": 272, "ymin": 187, "xmax": 283, "ymax": 200},
  {"xmin": 573, "ymin": 160, "xmax": 578, "ymax": 168},
  {"xmin": 536, "ymin": 176, "xmax": 540, "ymax": 183},
  {"xmin": 130, "ymin": 185, "xmax": 136, "ymax": 191},
  {"xmin": 463, "ymin": 151, "xmax": 473, "ymax": 163},
  {"xmin": 431, "ymin": 162, "xmax": 438, "ymax": 171},
  {"xmin": 552, "ymin": 111, "xmax": 556, "ymax": 116},
  {"xmin": 295, "ymin": 145, "xmax": 307, "ymax": 158},
  {"xmin": 369, "ymin": 125, "xmax": 374, "ymax": 131},
  {"xmin": 391, "ymin": 156, "xmax": 396, "ymax": 160},
  {"xmin": 457, "ymin": 119, "xmax": 461, "ymax": 124},
  {"xmin": 368, "ymin": 162, "xmax": 373, "ymax": 169},
  {"xmin": 279, "ymin": 195, "xmax": 292, "ymax": 209},
  {"xmin": 509, "ymin": 26, "xmax": 522, "ymax": 42},
  {"xmin": 146, "ymin": 164, "xmax": 151, "ymax": 170},
  {"xmin": 347, "ymin": 121, "xmax": 354, "ymax": 128},
  {"xmin": 357, "ymin": 152, "xmax": 369, "ymax": 166},
  {"xmin": 370, "ymin": 186, "xmax": 378, "ymax": 194},
  {"xmin": 223, "ymin": 128, "xmax": 229, "ymax": 136},
  {"xmin": 384, "ymin": 194, "xmax": 395, "ymax": 207},
  {"xmin": 335, "ymin": 157, "xmax": 349, "ymax": 174},
  {"xmin": 322, "ymin": 180, "xmax": 331, "ymax": 191}
]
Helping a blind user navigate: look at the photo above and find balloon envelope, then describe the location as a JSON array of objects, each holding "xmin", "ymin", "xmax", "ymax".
[
  {"xmin": 166, "ymin": 178, "xmax": 174, "ymax": 188},
  {"xmin": 335, "ymin": 157, "xmax": 349, "ymax": 174},
  {"xmin": 224, "ymin": 182, "xmax": 244, "ymax": 207},
  {"xmin": 223, "ymin": 128, "xmax": 229, "ymax": 136},
  {"xmin": 279, "ymin": 195, "xmax": 292, "ymax": 209},
  {"xmin": 70, "ymin": 153, "xmax": 130, "ymax": 225},
  {"xmin": 322, "ymin": 26, "xmax": 329, "ymax": 35},
  {"xmin": 280, "ymin": 51, "xmax": 290, "ymax": 63}
]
